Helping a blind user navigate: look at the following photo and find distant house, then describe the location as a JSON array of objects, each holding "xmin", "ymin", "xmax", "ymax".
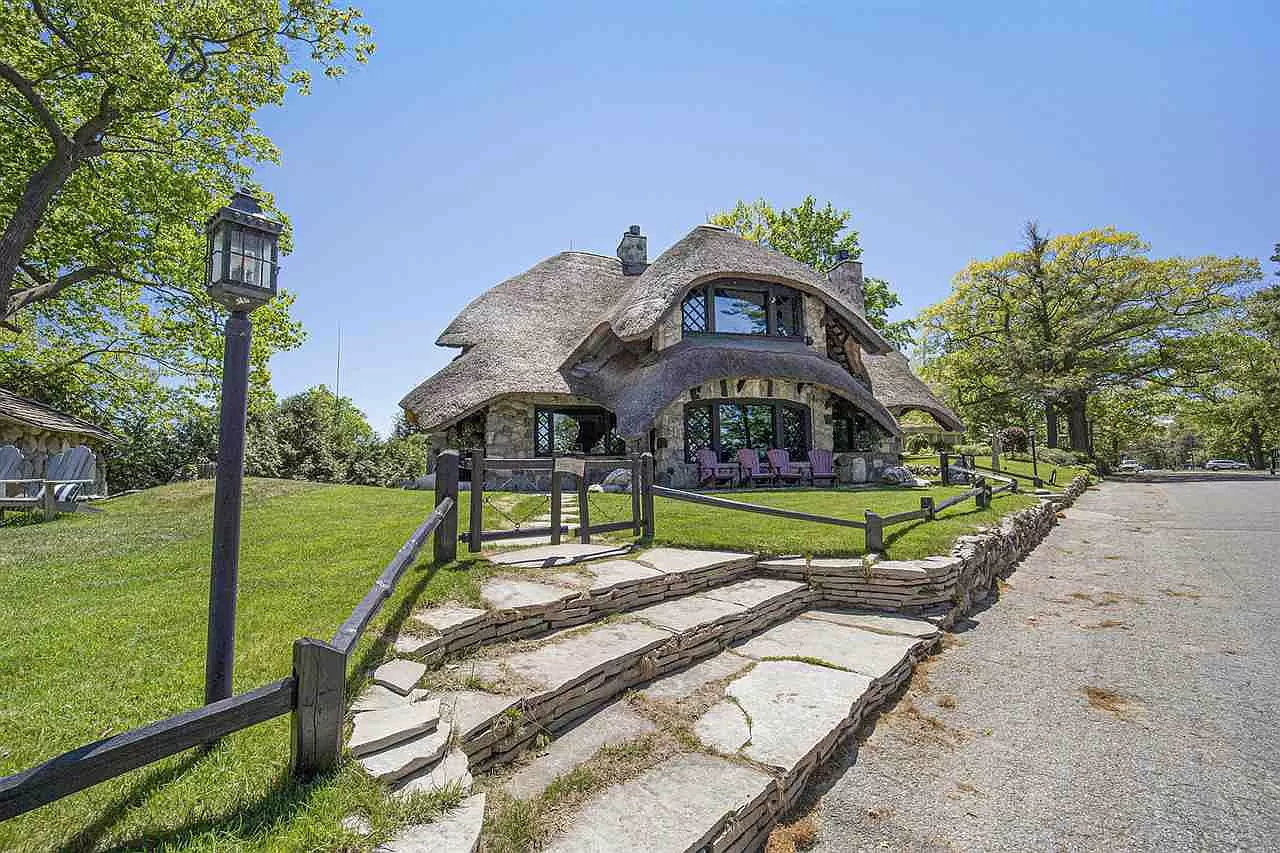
[
  {"xmin": 401, "ymin": 224, "xmax": 961, "ymax": 486},
  {"xmin": 0, "ymin": 387, "xmax": 117, "ymax": 494}
]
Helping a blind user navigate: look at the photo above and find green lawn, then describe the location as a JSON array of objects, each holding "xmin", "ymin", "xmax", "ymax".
[
  {"xmin": 0, "ymin": 477, "xmax": 1034, "ymax": 851},
  {"xmin": 587, "ymin": 485, "xmax": 1035, "ymax": 558},
  {"xmin": 903, "ymin": 453, "xmax": 1092, "ymax": 485}
]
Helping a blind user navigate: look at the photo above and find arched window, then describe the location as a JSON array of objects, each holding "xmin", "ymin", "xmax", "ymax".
[
  {"xmin": 683, "ymin": 399, "xmax": 809, "ymax": 463},
  {"xmin": 681, "ymin": 279, "xmax": 804, "ymax": 338}
]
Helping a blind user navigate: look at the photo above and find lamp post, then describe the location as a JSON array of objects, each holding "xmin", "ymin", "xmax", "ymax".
[{"xmin": 203, "ymin": 190, "xmax": 282, "ymax": 704}]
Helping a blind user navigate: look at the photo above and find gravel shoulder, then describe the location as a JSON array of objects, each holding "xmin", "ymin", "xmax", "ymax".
[{"xmin": 811, "ymin": 480, "xmax": 1280, "ymax": 852}]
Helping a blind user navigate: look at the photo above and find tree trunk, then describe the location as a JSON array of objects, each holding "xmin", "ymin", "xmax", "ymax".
[
  {"xmin": 1066, "ymin": 390, "xmax": 1089, "ymax": 452},
  {"xmin": 1248, "ymin": 421, "xmax": 1264, "ymax": 470},
  {"xmin": 1044, "ymin": 398, "xmax": 1059, "ymax": 448},
  {"xmin": 0, "ymin": 151, "xmax": 77, "ymax": 314}
]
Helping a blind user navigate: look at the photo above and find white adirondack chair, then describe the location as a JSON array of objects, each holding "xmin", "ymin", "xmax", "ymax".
[{"xmin": 0, "ymin": 444, "xmax": 99, "ymax": 521}]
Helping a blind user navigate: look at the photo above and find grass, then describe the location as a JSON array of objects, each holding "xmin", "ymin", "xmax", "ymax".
[
  {"xmin": 901, "ymin": 453, "xmax": 1092, "ymax": 485},
  {"xmin": 1, "ymin": 476, "xmax": 1034, "ymax": 850},
  {"xmin": 589, "ymin": 485, "xmax": 1036, "ymax": 558},
  {"xmin": 0, "ymin": 478, "xmax": 494, "ymax": 853}
]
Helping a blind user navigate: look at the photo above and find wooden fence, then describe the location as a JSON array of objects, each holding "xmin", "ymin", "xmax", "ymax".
[
  {"xmin": 0, "ymin": 447, "xmax": 1017, "ymax": 823},
  {"xmin": 0, "ymin": 452, "xmax": 463, "ymax": 823},
  {"xmin": 457, "ymin": 450, "xmax": 645, "ymax": 549}
]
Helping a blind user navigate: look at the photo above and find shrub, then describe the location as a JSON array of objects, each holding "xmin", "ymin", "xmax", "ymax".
[
  {"xmin": 954, "ymin": 443, "xmax": 992, "ymax": 457},
  {"xmin": 905, "ymin": 434, "xmax": 933, "ymax": 454},
  {"xmin": 997, "ymin": 426, "xmax": 1029, "ymax": 453}
]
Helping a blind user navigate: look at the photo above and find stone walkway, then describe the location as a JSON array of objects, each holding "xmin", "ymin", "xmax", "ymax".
[{"xmin": 811, "ymin": 480, "xmax": 1280, "ymax": 852}]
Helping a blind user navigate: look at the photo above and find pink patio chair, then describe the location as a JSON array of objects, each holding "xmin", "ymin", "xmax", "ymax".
[
  {"xmin": 808, "ymin": 449, "xmax": 837, "ymax": 487},
  {"xmin": 697, "ymin": 448, "xmax": 736, "ymax": 489},
  {"xmin": 736, "ymin": 448, "xmax": 774, "ymax": 487},
  {"xmin": 767, "ymin": 448, "xmax": 805, "ymax": 486}
]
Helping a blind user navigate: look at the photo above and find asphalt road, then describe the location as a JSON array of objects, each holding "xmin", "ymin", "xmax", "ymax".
[{"xmin": 811, "ymin": 479, "xmax": 1280, "ymax": 852}]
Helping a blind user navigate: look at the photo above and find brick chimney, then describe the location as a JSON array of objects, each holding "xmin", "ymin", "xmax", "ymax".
[
  {"xmin": 616, "ymin": 225, "xmax": 647, "ymax": 275},
  {"xmin": 827, "ymin": 250, "xmax": 865, "ymax": 316}
]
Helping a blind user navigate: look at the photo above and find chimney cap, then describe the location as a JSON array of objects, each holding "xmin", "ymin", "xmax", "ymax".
[
  {"xmin": 627, "ymin": 225, "xmax": 641, "ymax": 235},
  {"xmin": 836, "ymin": 249, "xmax": 850, "ymax": 261}
]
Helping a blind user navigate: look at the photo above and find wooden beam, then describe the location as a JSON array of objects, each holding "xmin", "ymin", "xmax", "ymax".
[{"xmin": 650, "ymin": 485, "xmax": 866, "ymax": 529}]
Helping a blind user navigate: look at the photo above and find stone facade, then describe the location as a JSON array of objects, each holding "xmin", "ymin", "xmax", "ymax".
[{"xmin": 0, "ymin": 419, "xmax": 108, "ymax": 495}]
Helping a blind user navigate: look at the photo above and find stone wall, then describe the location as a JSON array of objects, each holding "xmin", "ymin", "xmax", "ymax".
[{"xmin": 0, "ymin": 420, "xmax": 106, "ymax": 495}]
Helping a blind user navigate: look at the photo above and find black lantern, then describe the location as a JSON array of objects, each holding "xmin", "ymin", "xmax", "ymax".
[
  {"xmin": 202, "ymin": 188, "xmax": 284, "ymax": 706},
  {"xmin": 205, "ymin": 191, "xmax": 282, "ymax": 312}
]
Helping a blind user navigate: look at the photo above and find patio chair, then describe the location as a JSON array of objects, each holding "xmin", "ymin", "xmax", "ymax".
[
  {"xmin": 697, "ymin": 448, "xmax": 736, "ymax": 489},
  {"xmin": 736, "ymin": 448, "xmax": 774, "ymax": 487},
  {"xmin": 0, "ymin": 445, "xmax": 98, "ymax": 521},
  {"xmin": 766, "ymin": 448, "xmax": 805, "ymax": 486},
  {"xmin": 808, "ymin": 449, "xmax": 837, "ymax": 487}
]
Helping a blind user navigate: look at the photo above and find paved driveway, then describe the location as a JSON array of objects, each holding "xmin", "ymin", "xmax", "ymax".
[{"xmin": 812, "ymin": 480, "xmax": 1280, "ymax": 852}]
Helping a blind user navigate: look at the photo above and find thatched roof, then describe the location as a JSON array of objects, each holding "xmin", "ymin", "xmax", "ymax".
[
  {"xmin": 0, "ymin": 387, "xmax": 118, "ymax": 443},
  {"xmin": 400, "ymin": 225, "xmax": 960, "ymax": 437},
  {"xmin": 863, "ymin": 352, "xmax": 964, "ymax": 432},
  {"xmin": 608, "ymin": 225, "xmax": 892, "ymax": 353},
  {"xmin": 400, "ymin": 252, "xmax": 631, "ymax": 428},
  {"xmin": 601, "ymin": 337, "xmax": 902, "ymax": 437}
]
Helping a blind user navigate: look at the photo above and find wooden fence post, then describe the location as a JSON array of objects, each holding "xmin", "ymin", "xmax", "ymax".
[
  {"xmin": 939, "ymin": 452, "xmax": 950, "ymax": 486},
  {"xmin": 920, "ymin": 495, "xmax": 934, "ymax": 521},
  {"xmin": 865, "ymin": 510, "xmax": 884, "ymax": 553},
  {"xmin": 433, "ymin": 450, "xmax": 459, "ymax": 564},
  {"xmin": 640, "ymin": 452, "xmax": 655, "ymax": 539},
  {"xmin": 577, "ymin": 468, "xmax": 591, "ymax": 544},
  {"xmin": 550, "ymin": 465, "xmax": 562, "ymax": 545},
  {"xmin": 42, "ymin": 484, "xmax": 55, "ymax": 521},
  {"xmin": 630, "ymin": 454, "xmax": 642, "ymax": 536},
  {"xmin": 975, "ymin": 477, "xmax": 990, "ymax": 509},
  {"xmin": 290, "ymin": 638, "xmax": 345, "ymax": 779},
  {"xmin": 468, "ymin": 448, "xmax": 484, "ymax": 553}
]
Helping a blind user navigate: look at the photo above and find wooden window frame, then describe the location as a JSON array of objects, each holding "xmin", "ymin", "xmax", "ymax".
[
  {"xmin": 682, "ymin": 397, "xmax": 811, "ymax": 463},
  {"xmin": 680, "ymin": 278, "xmax": 805, "ymax": 339}
]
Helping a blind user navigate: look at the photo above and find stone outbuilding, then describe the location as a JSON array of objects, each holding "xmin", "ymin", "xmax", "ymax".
[
  {"xmin": 400, "ymin": 224, "xmax": 962, "ymax": 486},
  {"xmin": 0, "ymin": 387, "xmax": 117, "ymax": 495}
]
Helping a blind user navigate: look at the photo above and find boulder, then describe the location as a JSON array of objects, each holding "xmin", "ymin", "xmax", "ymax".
[
  {"xmin": 878, "ymin": 465, "xmax": 914, "ymax": 485},
  {"xmin": 843, "ymin": 455, "xmax": 868, "ymax": 484}
]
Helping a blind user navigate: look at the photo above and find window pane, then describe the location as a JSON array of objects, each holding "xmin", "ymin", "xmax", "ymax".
[
  {"xmin": 230, "ymin": 226, "xmax": 243, "ymax": 254},
  {"xmin": 743, "ymin": 405, "xmax": 776, "ymax": 450},
  {"xmin": 684, "ymin": 405, "xmax": 712, "ymax": 463},
  {"xmin": 718, "ymin": 404, "xmax": 749, "ymax": 462},
  {"xmin": 229, "ymin": 251, "xmax": 245, "ymax": 282},
  {"xmin": 210, "ymin": 249, "xmax": 223, "ymax": 283},
  {"xmin": 713, "ymin": 288, "xmax": 768, "ymax": 334},
  {"xmin": 681, "ymin": 289, "xmax": 707, "ymax": 333},
  {"xmin": 775, "ymin": 291, "xmax": 801, "ymax": 337},
  {"xmin": 780, "ymin": 406, "xmax": 807, "ymax": 457},
  {"xmin": 552, "ymin": 413, "xmax": 581, "ymax": 454},
  {"xmin": 535, "ymin": 410, "xmax": 554, "ymax": 455}
]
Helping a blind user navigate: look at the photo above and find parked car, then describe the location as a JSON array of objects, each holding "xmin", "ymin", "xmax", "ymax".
[
  {"xmin": 1117, "ymin": 460, "xmax": 1142, "ymax": 474},
  {"xmin": 1204, "ymin": 459, "xmax": 1249, "ymax": 470}
]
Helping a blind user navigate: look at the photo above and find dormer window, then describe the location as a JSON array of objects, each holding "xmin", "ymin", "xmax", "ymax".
[{"xmin": 681, "ymin": 279, "xmax": 804, "ymax": 338}]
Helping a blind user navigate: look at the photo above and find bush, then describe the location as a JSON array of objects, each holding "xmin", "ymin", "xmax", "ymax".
[
  {"xmin": 954, "ymin": 443, "xmax": 992, "ymax": 456},
  {"xmin": 997, "ymin": 426, "xmax": 1029, "ymax": 453},
  {"xmin": 905, "ymin": 434, "xmax": 933, "ymax": 454}
]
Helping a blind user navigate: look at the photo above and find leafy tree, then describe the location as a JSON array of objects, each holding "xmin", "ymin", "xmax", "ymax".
[
  {"xmin": 711, "ymin": 196, "xmax": 916, "ymax": 348},
  {"xmin": 0, "ymin": 1, "xmax": 372, "ymax": 448},
  {"xmin": 922, "ymin": 223, "xmax": 1260, "ymax": 451}
]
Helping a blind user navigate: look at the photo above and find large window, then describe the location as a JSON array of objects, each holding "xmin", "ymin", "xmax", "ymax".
[
  {"xmin": 683, "ymin": 399, "xmax": 809, "ymax": 463},
  {"xmin": 534, "ymin": 407, "xmax": 626, "ymax": 457},
  {"xmin": 681, "ymin": 279, "xmax": 804, "ymax": 338},
  {"xmin": 831, "ymin": 398, "xmax": 882, "ymax": 452}
]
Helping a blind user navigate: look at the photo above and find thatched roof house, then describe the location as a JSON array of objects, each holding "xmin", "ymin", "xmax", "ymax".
[{"xmin": 402, "ymin": 224, "xmax": 961, "ymax": 486}]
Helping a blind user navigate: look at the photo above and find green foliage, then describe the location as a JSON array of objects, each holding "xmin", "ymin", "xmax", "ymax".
[
  {"xmin": 954, "ymin": 442, "xmax": 992, "ymax": 456},
  {"xmin": 0, "ymin": 0, "xmax": 374, "ymax": 477},
  {"xmin": 905, "ymin": 434, "xmax": 932, "ymax": 454},
  {"xmin": 921, "ymin": 223, "xmax": 1262, "ymax": 450},
  {"xmin": 710, "ymin": 196, "xmax": 916, "ymax": 348}
]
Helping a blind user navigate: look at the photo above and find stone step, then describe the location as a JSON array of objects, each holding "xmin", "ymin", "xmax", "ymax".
[
  {"xmin": 436, "ymin": 575, "xmax": 811, "ymax": 772},
  {"xmin": 359, "ymin": 723, "xmax": 451, "ymax": 782},
  {"xmin": 378, "ymin": 792, "xmax": 485, "ymax": 853},
  {"xmin": 349, "ymin": 700, "xmax": 440, "ymax": 756},
  {"xmin": 373, "ymin": 658, "xmax": 428, "ymax": 696},
  {"xmin": 391, "ymin": 548, "xmax": 756, "ymax": 665},
  {"xmin": 539, "ymin": 610, "xmax": 939, "ymax": 853}
]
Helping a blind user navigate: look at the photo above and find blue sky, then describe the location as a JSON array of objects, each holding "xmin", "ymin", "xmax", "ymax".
[{"xmin": 254, "ymin": 0, "xmax": 1278, "ymax": 435}]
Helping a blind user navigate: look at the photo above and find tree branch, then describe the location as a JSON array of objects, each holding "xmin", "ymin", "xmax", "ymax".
[
  {"xmin": 0, "ymin": 62, "xmax": 69, "ymax": 151},
  {"xmin": 6, "ymin": 265, "xmax": 110, "ymax": 315}
]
